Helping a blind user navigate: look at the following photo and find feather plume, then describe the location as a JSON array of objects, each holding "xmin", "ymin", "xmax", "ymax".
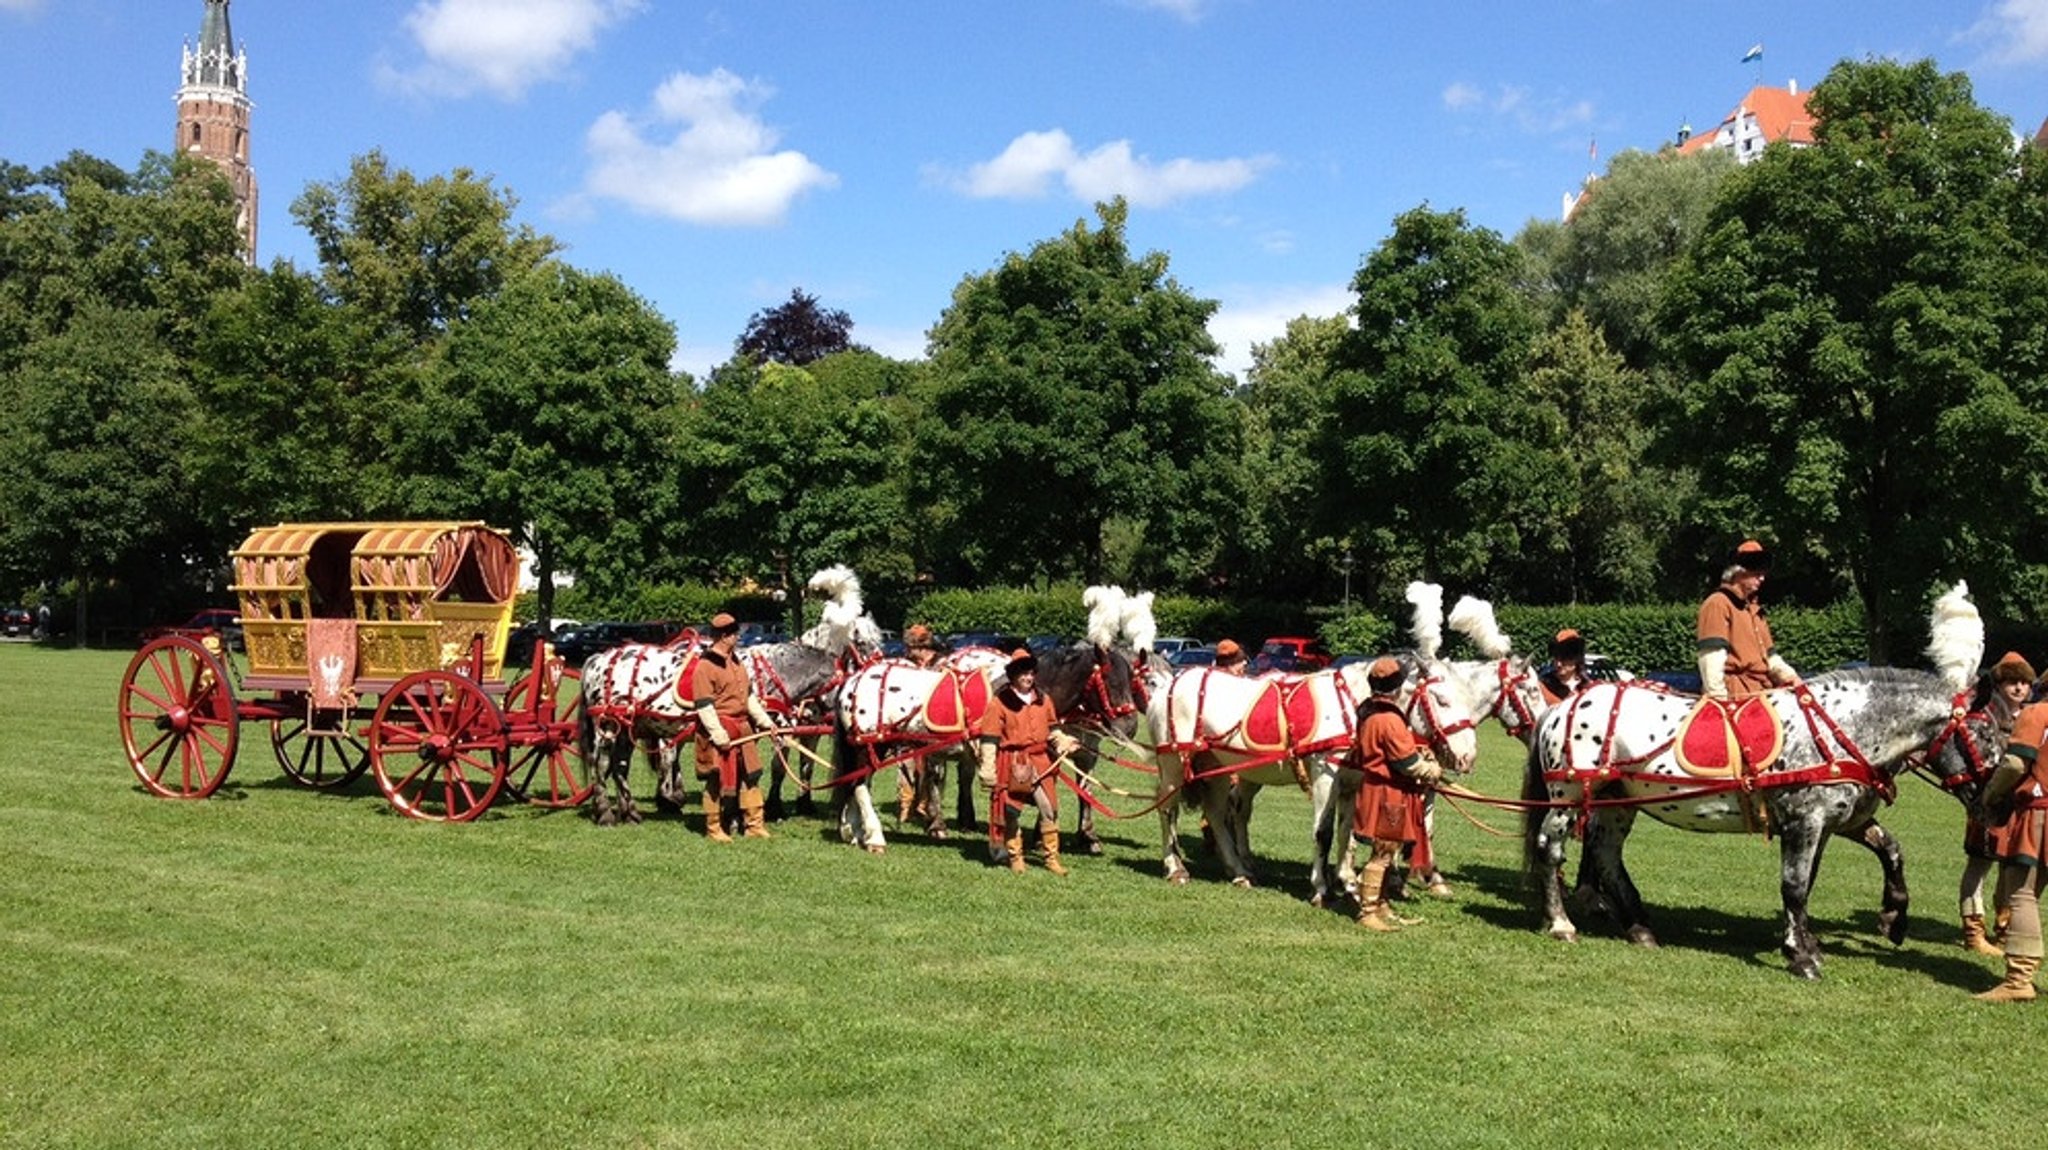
[
  {"xmin": 1084, "ymin": 585, "xmax": 1126, "ymax": 647},
  {"xmin": 1924, "ymin": 580, "xmax": 1984, "ymax": 693},
  {"xmin": 1447, "ymin": 595, "xmax": 1514, "ymax": 659},
  {"xmin": 1406, "ymin": 581, "xmax": 1445, "ymax": 661}
]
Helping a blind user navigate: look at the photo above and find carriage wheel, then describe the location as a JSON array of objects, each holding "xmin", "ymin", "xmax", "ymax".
[
  {"xmin": 368, "ymin": 670, "xmax": 508, "ymax": 822},
  {"xmin": 503, "ymin": 665, "xmax": 593, "ymax": 808},
  {"xmin": 119, "ymin": 636, "xmax": 241, "ymax": 798},
  {"xmin": 270, "ymin": 714, "xmax": 370, "ymax": 789}
]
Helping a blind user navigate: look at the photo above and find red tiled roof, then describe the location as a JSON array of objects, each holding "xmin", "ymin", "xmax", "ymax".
[{"xmin": 1678, "ymin": 84, "xmax": 1816, "ymax": 154}]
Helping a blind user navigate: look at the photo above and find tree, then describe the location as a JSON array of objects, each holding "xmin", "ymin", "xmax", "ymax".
[
  {"xmin": 914, "ymin": 198, "xmax": 1246, "ymax": 588},
  {"xmin": 419, "ymin": 262, "xmax": 682, "ymax": 618},
  {"xmin": 1232, "ymin": 313, "xmax": 1351, "ymax": 598},
  {"xmin": 1659, "ymin": 57, "xmax": 2048, "ymax": 655},
  {"xmin": 1322, "ymin": 206, "xmax": 1572, "ymax": 600},
  {"xmin": 734, "ymin": 288, "xmax": 863, "ymax": 366}
]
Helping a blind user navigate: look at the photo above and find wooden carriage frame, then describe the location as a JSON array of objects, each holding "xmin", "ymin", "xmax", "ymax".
[{"xmin": 117, "ymin": 521, "xmax": 592, "ymax": 822}]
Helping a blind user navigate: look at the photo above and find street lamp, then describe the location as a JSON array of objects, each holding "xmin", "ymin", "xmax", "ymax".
[{"xmin": 1340, "ymin": 550, "xmax": 1356, "ymax": 611}]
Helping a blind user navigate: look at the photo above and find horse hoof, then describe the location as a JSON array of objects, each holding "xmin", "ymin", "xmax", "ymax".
[
  {"xmin": 1879, "ymin": 910, "xmax": 1907, "ymax": 946},
  {"xmin": 1231, "ymin": 876, "xmax": 1254, "ymax": 890},
  {"xmin": 1625, "ymin": 926, "xmax": 1658, "ymax": 949},
  {"xmin": 595, "ymin": 810, "xmax": 618, "ymax": 827},
  {"xmin": 1309, "ymin": 893, "xmax": 1326, "ymax": 909},
  {"xmin": 1789, "ymin": 962, "xmax": 1821, "ymax": 981},
  {"xmin": 1168, "ymin": 871, "xmax": 1189, "ymax": 887},
  {"xmin": 865, "ymin": 844, "xmax": 886, "ymax": 855},
  {"xmin": 929, "ymin": 828, "xmax": 949, "ymax": 841},
  {"xmin": 1084, "ymin": 839, "xmax": 1104, "ymax": 856},
  {"xmin": 1549, "ymin": 928, "xmax": 1579, "ymax": 943}
]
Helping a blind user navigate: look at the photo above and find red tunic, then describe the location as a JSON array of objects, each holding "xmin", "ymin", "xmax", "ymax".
[
  {"xmin": 978, "ymin": 685, "xmax": 1059, "ymax": 795},
  {"xmin": 1351, "ymin": 700, "xmax": 1426, "ymax": 844},
  {"xmin": 1986, "ymin": 701, "xmax": 2048, "ymax": 866},
  {"xmin": 1696, "ymin": 586, "xmax": 1779, "ymax": 698}
]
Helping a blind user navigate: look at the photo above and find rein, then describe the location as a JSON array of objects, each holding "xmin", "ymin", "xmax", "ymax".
[{"xmin": 1484, "ymin": 659, "xmax": 1540, "ymax": 741}]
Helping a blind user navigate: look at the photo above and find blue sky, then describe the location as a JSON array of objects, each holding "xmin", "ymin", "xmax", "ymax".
[{"xmin": 5, "ymin": 1, "xmax": 2048, "ymax": 382}]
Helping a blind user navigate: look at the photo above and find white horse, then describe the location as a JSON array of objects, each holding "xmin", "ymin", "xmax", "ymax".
[
  {"xmin": 579, "ymin": 565, "xmax": 876, "ymax": 826},
  {"xmin": 1150, "ymin": 638, "xmax": 1479, "ymax": 903},
  {"xmin": 1523, "ymin": 582, "xmax": 2008, "ymax": 978}
]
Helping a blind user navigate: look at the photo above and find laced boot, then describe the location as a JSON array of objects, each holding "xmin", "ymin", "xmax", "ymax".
[
  {"xmin": 1962, "ymin": 914, "xmax": 2004, "ymax": 957},
  {"xmin": 1006, "ymin": 828, "xmax": 1027, "ymax": 874},
  {"xmin": 1040, "ymin": 828, "xmax": 1068, "ymax": 876},
  {"xmin": 1974, "ymin": 954, "xmax": 2040, "ymax": 1003},
  {"xmin": 702, "ymin": 793, "xmax": 732, "ymax": 843},
  {"xmin": 1355, "ymin": 857, "xmax": 1401, "ymax": 932},
  {"xmin": 741, "ymin": 789, "xmax": 772, "ymax": 839}
]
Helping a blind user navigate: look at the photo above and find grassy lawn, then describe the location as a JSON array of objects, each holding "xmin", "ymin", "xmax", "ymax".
[{"xmin": 0, "ymin": 644, "xmax": 2023, "ymax": 1148}]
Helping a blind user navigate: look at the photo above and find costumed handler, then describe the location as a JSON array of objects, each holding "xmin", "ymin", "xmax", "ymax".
[
  {"xmin": 1351, "ymin": 657, "xmax": 1443, "ymax": 932},
  {"xmin": 690, "ymin": 613, "xmax": 779, "ymax": 842},
  {"xmin": 976, "ymin": 648, "xmax": 1082, "ymax": 875}
]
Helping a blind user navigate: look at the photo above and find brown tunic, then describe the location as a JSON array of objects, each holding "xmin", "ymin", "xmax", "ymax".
[
  {"xmin": 977, "ymin": 685, "xmax": 1059, "ymax": 795},
  {"xmin": 1351, "ymin": 700, "xmax": 1426, "ymax": 844},
  {"xmin": 690, "ymin": 649, "xmax": 760, "ymax": 784},
  {"xmin": 1696, "ymin": 586, "xmax": 1779, "ymax": 699},
  {"xmin": 1987, "ymin": 701, "xmax": 2048, "ymax": 867}
]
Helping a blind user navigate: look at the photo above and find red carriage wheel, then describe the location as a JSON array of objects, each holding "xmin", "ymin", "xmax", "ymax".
[
  {"xmin": 502, "ymin": 665, "xmax": 593, "ymax": 808},
  {"xmin": 368, "ymin": 670, "xmax": 508, "ymax": 822},
  {"xmin": 118, "ymin": 636, "xmax": 241, "ymax": 798},
  {"xmin": 270, "ymin": 714, "xmax": 370, "ymax": 788}
]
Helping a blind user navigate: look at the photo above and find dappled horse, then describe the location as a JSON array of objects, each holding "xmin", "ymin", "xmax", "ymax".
[
  {"xmin": 579, "ymin": 565, "xmax": 877, "ymax": 826},
  {"xmin": 1150, "ymin": 654, "xmax": 1478, "ymax": 904},
  {"xmin": 1522, "ymin": 582, "xmax": 2006, "ymax": 978}
]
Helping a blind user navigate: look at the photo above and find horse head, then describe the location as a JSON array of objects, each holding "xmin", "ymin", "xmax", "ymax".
[
  {"xmin": 1443, "ymin": 592, "xmax": 1548, "ymax": 741},
  {"xmin": 1036, "ymin": 642, "xmax": 1142, "ymax": 740},
  {"xmin": 1334, "ymin": 652, "xmax": 1479, "ymax": 775}
]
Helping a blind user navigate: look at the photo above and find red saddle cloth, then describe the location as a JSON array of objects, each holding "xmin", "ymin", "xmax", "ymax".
[
  {"xmin": 1674, "ymin": 696, "xmax": 1784, "ymax": 778},
  {"xmin": 1236, "ymin": 676, "xmax": 1325, "ymax": 752}
]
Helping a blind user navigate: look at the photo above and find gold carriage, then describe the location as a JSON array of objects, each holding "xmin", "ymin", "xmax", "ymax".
[{"xmin": 118, "ymin": 521, "xmax": 590, "ymax": 821}]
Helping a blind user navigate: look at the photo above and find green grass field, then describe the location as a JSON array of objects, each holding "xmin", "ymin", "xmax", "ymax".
[{"xmin": 0, "ymin": 644, "xmax": 2024, "ymax": 1148}]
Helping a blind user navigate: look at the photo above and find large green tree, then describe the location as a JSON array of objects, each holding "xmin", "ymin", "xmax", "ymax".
[
  {"xmin": 914, "ymin": 198, "xmax": 1246, "ymax": 588},
  {"xmin": 1323, "ymin": 206, "xmax": 1572, "ymax": 600},
  {"xmin": 420, "ymin": 262, "xmax": 682, "ymax": 618},
  {"xmin": 1232, "ymin": 313, "xmax": 1351, "ymax": 599},
  {"xmin": 1660, "ymin": 57, "xmax": 2048, "ymax": 655}
]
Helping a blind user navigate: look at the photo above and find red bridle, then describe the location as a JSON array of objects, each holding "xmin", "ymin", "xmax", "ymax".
[{"xmin": 1405, "ymin": 668, "xmax": 1476, "ymax": 755}]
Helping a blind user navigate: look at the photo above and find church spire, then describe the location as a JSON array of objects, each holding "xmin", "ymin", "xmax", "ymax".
[{"xmin": 176, "ymin": 0, "xmax": 258, "ymax": 263}]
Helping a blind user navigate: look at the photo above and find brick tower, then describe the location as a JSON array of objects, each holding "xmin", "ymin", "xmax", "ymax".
[{"xmin": 176, "ymin": 0, "xmax": 258, "ymax": 264}]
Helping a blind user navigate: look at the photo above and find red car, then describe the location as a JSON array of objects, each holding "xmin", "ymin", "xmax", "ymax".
[
  {"xmin": 142, "ymin": 608, "xmax": 244, "ymax": 652},
  {"xmin": 1254, "ymin": 636, "xmax": 1332, "ymax": 672}
]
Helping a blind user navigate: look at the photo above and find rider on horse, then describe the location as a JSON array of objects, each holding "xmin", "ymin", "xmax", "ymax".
[{"xmin": 1696, "ymin": 539, "xmax": 1804, "ymax": 700}]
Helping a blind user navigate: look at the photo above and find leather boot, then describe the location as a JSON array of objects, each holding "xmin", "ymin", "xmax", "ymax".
[
  {"xmin": 1041, "ymin": 828, "xmax": 1068, "ymax": 876},
  {"xmin": 702, "ymin": 793, "xmax": 732, "ymax": 843},
  {"xmin": 1962, "ymin": 914, "xmax": 2004, "ymax": 957},
  {"xmin": 1006, "ymin": 828, "xmax": 1027, "ymax": 874},
  {"xmin": 1356, "ymin": 857, "xmax": 1400, "ymax": 932},
  {"xmin": 1975, "ymin": 954, "xmax": 2040, "ymax": 1003},
  {"xmin": 741, "ymin": 788, "xmax": 772, "ymax": 838}
]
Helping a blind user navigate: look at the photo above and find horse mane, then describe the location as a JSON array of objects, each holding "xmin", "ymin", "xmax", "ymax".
[
  {"xmin": 1406, "ymin": 582, "xmax": 1445, "ymax": 661},
  {"xmin": 1447, "ymin": 594, "xmax": 1514, "ymax": 660}
]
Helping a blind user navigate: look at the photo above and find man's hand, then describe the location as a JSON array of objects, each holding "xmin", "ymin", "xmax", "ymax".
[{"xmin": 696, "ymin": 705, "xmax": 732, "ymax": 750}]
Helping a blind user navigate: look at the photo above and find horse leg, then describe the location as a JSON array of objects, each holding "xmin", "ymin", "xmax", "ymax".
[
  {"xmin": 920, "ymin": 756, "xmax": 950, "ymax": 839},
  {"xmin": 1777, "ymin": 818, "xmax": 1831, "ymax": 979},
  {"xmin": 1845, "ymin": 817, "xmax": 1909, "ymax": 945},
  {"xmin": 849, "ymin": 776, "xmax": 886, "ymax": 853},
  {"xmin": 587, "ymin": 724, "xmax": 621, "ymax": 827},
  {"xmin": 955, "ymin": 754, "xmax": 979, "ymax": 833},
  {"xmin": 1228, "ymin": 780, "xmax": 1262, "ymax": 888},
  {"xmin": 1581, "ymin": 808, "xmax": 1651, "ymax": 945},
  {"xmin": 1157, "ymin": 751, "xmax": 1190, "ymax": 886},
  {"xmin": 1206, "ymin": 777, "xmax": 1254, "ymax": 889},
  {"xmin": 1307, "ymin": 761, "xmax": 1342, "ymax": 908},
  {"xmin": 1531, "ymin": 806, "xmax": 1579, "ymax": 941}
]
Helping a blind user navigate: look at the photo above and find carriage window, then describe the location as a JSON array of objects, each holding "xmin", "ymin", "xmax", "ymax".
[{"xmin": 306, "ymin": 534, "xmax": 358, "ymax": 620}]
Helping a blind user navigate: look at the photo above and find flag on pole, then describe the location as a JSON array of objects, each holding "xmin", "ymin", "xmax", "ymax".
[{"xmin": 1741, "ymin": 43, "xmax": 1763, "ymax": 63}]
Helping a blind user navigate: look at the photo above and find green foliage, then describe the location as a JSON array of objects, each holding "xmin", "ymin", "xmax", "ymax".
[
  {"xmin": 1319, "ymin": 609, "xmax": 1396, "ymax": 656},
  {"xmin": 1478, "ymin": 598, "xmax": 1867, "ymax": 672}
]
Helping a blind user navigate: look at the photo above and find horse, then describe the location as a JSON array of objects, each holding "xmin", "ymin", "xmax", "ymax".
[
  {"xmin": 579, "ymin": 565, "xmax": 877, "ymax": 826},
  {"xmin": 1150, "ymin": 653, "xmax": 1479, "ymax": 905},
  {"xmin": 832, "ymin": 587, "xmax": 1156, "ymax": 854},
  {"xmin": 1522, "ymin": 581, "xmax": 2007, "ymax": 978}
]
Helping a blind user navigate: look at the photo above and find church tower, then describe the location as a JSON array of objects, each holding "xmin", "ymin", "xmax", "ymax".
[{"xmin": 176, "ymin": 0, "xmax": 258, "ymax": 263}]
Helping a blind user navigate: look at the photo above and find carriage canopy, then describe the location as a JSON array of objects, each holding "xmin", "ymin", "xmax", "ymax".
[{"xmin": 231, "ymin": 521, "xmax": 522, "ymax": 685}]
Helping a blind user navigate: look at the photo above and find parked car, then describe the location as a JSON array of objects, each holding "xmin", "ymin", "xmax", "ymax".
[
  {"xmin": 504, "ymin": 618, "xmax": 582, "ymax": 669},
  {"xmin": 1248, "ymin": 651, "xmax": 1305, "ymax": 676},
  {"xmin": 946, "ymin": 631, "xmax": 1019, "ymax": 654},
  {"xmin": 1, "ymin": 606, "xmax": 32, "ymax": 638},
  {"xmin": 1025, "ymin": 634, "xmax": 1070, "ymax": 656},
  {"xmin": 1152, "ymin": 636, "xmax": 1203, "ymax": 658},
  {"xmin": 551, "ymin": 620, "xmax": 686, "ymax": 668},
  {"xmin": 735, "ymin": 621, "xmax": 789, "ymax": 647},
  {"xmin": 141, "ymin": 608, "xmax": 244, "ymax": 652},
  {"xmin": 1168, "ymin": 646, "xmax": 1217, "ymax": 669},
  {"xmin": 1256, "ymin": 636, "xmax": 1332, "ymax": 672}
]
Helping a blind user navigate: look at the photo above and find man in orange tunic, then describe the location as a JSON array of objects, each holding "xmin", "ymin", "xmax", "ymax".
[
  {"xmin": 1695, "ymin": 539, "xmax": 1802, "ymax": 700},
  {"xmin": 1978, "ymin": 672, "xmax": 2048, "ymax": 1001},
  {"xmin": 1351, "ymin": 658, "xmax": 1443, "ymax": 932},
  {"xmin": 1958, "ymin": 652, "xmax": 2034, "ymax": 956},
  {"xmin": 976, "ymin": 649, "xmax": 1080, "ymax": 874},
  {"xmin": 690, "ymin": 613, "xmax": 779, "ymax": 842}
]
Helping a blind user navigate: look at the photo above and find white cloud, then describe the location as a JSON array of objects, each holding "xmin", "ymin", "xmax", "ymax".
[
  {"xmin": 0, "ymin": 0, "xmax": 45, "ymax": 13},
  {"xmin": 583, "ymin": 69, "xmax": 838, "ymax": 227},
  {"xmin": 1125, "ymin": 0, "xmax": 1206, "ymax": 20},
  {"xmin": 384, "ymin": 0, "xmax": 643, "ymax": 100},
  {"xmin": 1206, "ymin": 283, "xmax": 1355, "ymax": 382},
  {"xmin": 1964, "ymin": 0, "xmax": 2048, "ymax": 64},
  {"xmin": 1442, "ymin": 80, "xmax": 1595, "ymax": 134},
  {"xmin": 953, "ymin": 129, "xmax": 1273, "ymax": 208}
]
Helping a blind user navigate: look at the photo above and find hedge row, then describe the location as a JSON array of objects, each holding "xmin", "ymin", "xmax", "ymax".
[{"xmin": 524, "ymin": 583, "xmax": 1873, "ymax": 673}]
